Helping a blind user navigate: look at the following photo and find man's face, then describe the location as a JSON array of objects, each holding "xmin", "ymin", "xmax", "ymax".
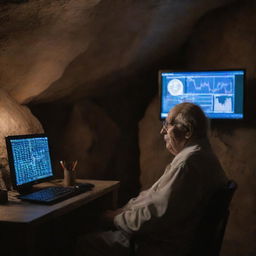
[{"xmin": 160, "ymin": 111, "xmax": 187, "ymax": 155}]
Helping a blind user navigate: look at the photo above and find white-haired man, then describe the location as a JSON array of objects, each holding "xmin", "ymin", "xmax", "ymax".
[{"xmin": 76, "ymin": 102, "xmax": 228, "ymax": 256}]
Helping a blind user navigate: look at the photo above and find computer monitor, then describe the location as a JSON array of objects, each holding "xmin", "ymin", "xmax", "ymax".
[
  {"xmin": 5, "ymin": 134, "xmax": 54, "ymax": 191},
  {"xmin": 159, "ymin": 69, "xmax": 245, "ymax": 119}
]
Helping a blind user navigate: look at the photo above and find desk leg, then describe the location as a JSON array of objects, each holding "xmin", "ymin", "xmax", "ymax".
[
  {"xmin": 0, "ymin": 225, "xmax": 37, "ymax": 256},
  {"xmin": 111, "ymin": 189, "xmax": 118, "ymax": 209},
  {"xmin": 24, "ymin": 225, "xmax": 37, "ymax": 256}
]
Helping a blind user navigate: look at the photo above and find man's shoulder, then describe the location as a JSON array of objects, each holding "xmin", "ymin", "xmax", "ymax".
[{"xmin": 171, "ymin": 144, "xmax": 201, "ymax": 167}]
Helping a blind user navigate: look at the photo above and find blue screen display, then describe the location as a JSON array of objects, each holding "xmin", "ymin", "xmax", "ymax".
[
  {"xmin": 10, "ymin": 136, "xmax": 53, "ymax": 186},
  {"xmin": 160, "ymin": 70, "xmax": 244, "ymax": 119}
]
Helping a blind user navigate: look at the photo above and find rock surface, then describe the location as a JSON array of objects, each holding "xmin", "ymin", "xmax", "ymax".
[
  {"xmin": 184, "ymin": 3, "xmax": 256, "ymax": 254},
  {"xmin": 139, "ymin": 96, "xmax": 172, "ymax": 190},
  {"xmin": 138, "ymin": 2, "xmax": 256, "ymax": 255},
  {"xmin": 0, "ymin": 89, "xmax": 43, "ymax": 158},
  {"xmin": 0, "ymin": 0, "xmax": 255, "ymax": 255},
  {"xmin": 0, "ymin": 0, "xmax": 233, "ymax": 103},
  {"xmin": 0, "ymin": 89, "xmax": 43, "ymax": 189}
]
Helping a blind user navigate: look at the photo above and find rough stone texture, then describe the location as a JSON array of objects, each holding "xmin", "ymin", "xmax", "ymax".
[
  {"xmin": 0, "ymin": 89, "xmax": 43, "ymax": 157},
  {"xmin": 210, "ymin": 129, "xmax": 256, "ymax": 256},
  {"xmin": 183, "ymin": 2, "xmax": 256, "ymax": 255},
  {"xmin": 29, "ymin": 98, "xmax": 142, "ymax": 205},
  {"xmin": 0, "ymin": 0, "xmax": 255, "ymax": 255},
  {"xmin": 0, "ymin": 0, "xmax": 233, "ymax": 104},
  {"xmin": 139, "ymin": 96, "xmax": 172, "ymax": 190},
  {"xmin": 55, "ymin": 100, "xmax": 120, "ymax": 180},
  {"xmin": 140, "ymin": 98, "xmax": 256, "ymax": 256},
  {"xmin": 0, "ymin": 89, "xmax": 43, "ymax": 189}
]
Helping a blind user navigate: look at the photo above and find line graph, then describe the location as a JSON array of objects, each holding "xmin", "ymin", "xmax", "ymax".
[
  {"xmin": 186, "ymin": 76, "xmax": 233, "ymax": 94},
  {"xmin": 161, "ymin": 70, "xmax": 244, "ymax": 119}
]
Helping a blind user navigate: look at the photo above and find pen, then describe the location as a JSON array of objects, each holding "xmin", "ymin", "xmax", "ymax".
[{"xmin": 72, "ymin": 160, "xmax": 78, "ymax": 171}]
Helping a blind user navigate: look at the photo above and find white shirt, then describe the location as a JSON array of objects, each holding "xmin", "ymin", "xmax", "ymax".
[{"xmin": 114, "ymin": 139, "xmax": 228, "ymax": 256}]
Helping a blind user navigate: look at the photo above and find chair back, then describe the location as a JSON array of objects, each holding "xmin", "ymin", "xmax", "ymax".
[
  {"xmin": 129, "ymin": 180, "xmax": 237, "ymax": 256},
  {"xmin": 189, "ymin": 180, "xmax": 237, "ymax": 256}
]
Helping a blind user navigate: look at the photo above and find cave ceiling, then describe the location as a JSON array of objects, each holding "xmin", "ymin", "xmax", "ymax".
[{"xmin": 0, "ymin": 0, "xmax": 236, "ymax": 104}]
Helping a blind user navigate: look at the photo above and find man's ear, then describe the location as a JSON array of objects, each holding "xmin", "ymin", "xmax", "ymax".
[
  {"xmin": 185, "ymin": 131, "xmax": 192, "ymax": 139},
  {"xmin": 174, "ymin": 124, "xmax": 189, "ymax": 139},
  {"xmin": 184, "ymin": 125, "xmax": 193, "ymax": 139}
]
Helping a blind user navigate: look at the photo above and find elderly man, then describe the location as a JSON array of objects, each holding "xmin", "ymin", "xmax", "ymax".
[{"xmin": 76, "ymin": 102, "xmax": 228, "ymax": 256}]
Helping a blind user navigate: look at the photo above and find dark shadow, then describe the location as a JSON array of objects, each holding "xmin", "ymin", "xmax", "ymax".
[{"xmin": 0, "ymin": 0, "xmax": 28, "ymax": 3}]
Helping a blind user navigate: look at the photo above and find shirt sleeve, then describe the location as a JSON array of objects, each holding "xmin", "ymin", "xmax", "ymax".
[
  {"xmin": 122, "ymin": 163, "xmax": 172, "ymax": 211},
  {"xmin": 114, "ymin": 160, "xmax": 203, "ymax": 235},
  {"xmin": 114, "ymin": 161, "xmax": 198, "ymax": 233},
  {"xmin": 114, "ymin": 191, "xmax": 166, "ymax": 234}
]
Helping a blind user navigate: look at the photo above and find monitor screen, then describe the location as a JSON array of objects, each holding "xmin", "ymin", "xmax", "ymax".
[
  {"xmin": 159, "ymin": 69, "xmax": 245, "ymax": 119},
  {"xmin": 5, "ymin": 134, "xmax": 54, "ymax": 189}
]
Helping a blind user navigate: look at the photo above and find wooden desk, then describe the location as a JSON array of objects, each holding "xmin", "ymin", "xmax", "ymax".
[{"xmin": 0, "ymin": 179, "xmax": 120, "ymax": 255}]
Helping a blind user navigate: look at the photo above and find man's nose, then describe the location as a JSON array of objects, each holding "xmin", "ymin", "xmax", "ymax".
[{"xmin": 160, "ymin": 127, "xmax": 166, "ymax": 135}]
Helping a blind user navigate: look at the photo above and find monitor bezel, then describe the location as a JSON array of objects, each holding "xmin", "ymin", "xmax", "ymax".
[
  {"xmin": 5, "ymin": 133, "xmax": 55, "ymax": 191},
  {"xmin": 159, "ymin": 68, "xmax": 245, "ymax": 120}
]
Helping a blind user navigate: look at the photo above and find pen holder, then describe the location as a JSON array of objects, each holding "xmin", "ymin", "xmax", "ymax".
[
  {"xmin": 60, "ymin": 160, "xmax": 78, "ymax": 187},
  {"xmin": 63, "ymin": 169, "xmax": 76, "ymax": 187}
]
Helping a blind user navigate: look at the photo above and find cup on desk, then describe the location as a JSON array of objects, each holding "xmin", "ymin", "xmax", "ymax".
[{"xmin": 60, "ymin": 160, "xmax": 78, "ymax": 187}]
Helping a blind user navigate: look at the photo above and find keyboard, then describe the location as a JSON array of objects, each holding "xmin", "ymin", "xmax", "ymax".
[{"xmin": 18, "ymin": 184, "xmax": 94, "ymax": 204}]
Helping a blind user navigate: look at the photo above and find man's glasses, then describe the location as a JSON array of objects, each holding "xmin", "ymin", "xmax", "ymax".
[{"xmin": 162, "ymin": 120, "xmax": 172, "ymax": 130}]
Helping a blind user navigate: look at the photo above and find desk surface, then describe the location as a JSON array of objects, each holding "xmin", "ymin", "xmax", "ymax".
[{"xmin": 0, "ymin": 179, "xmax": 119, "ymax": 225}]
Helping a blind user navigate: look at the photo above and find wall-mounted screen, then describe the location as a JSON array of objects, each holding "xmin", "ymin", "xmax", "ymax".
[{"xmin": 159, "ymin": 69, "xmax": 245, "ymax": 119}]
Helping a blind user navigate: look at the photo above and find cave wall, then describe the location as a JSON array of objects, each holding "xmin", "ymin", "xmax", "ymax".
[
  {"xmin": 0, "ymin": 1, "xmax": 256, "ymax": 256},
  {"xmin": 186, "ymin": 2, "xmax": 256, "ymax": 255},
  {"xmin": 0, "ymin": 89, "xmax": 43, "ymax": 190},
  {"xmin": 0, "ymin": 0, "xmax": 233, "ymax": 104},
  {"xmin": 139, "ymin": 2, "xmax": 256, "ymax": 256}
]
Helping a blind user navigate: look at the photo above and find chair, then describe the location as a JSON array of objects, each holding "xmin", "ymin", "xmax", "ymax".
[
  {"xmin": 189, "ymin": 180, "xmax": 237, "ymax": 256},
  {"xmin": 129, "ymin": 180, "xmax": 237, "ymax": 256}
]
